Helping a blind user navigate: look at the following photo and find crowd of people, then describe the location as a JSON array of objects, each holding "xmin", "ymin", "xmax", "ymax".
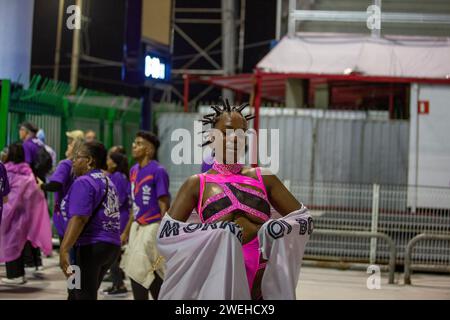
[
  {"xmin": 0, "ymin": 101, "xmax": 312, "ymax": 300},
  {"xmin": 0, "ymin": 122, "xmax": 171, "ymax": 300}
]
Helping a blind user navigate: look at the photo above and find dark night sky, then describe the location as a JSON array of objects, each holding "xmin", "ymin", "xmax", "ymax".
[{"xmin": 31, "ymin": 0, "xmax": 276, "ymax": 102}]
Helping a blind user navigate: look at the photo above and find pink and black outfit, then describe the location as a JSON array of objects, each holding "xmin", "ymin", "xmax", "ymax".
[{"xmin": 196, "ymin": 161, "xmax": 270, "ymax": 292}]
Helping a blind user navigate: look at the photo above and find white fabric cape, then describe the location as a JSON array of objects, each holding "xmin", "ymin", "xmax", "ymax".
[{"xmin": 156, "ymin": 205, "xmax": 312, "ymax": 300}]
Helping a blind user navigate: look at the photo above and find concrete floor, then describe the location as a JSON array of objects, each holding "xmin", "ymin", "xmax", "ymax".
[
  {"xmin": 296, "ymin": 266, "xmax": 450, "ymax": 300},
  {"xmin": 1, "ymin": 252, "xmax": 449, "ymax": 300}
]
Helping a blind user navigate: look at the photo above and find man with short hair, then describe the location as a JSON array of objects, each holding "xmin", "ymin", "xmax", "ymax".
[
  {"xmin": 19, "ymin": 121, "xmax": 41, "ymax": 166},
  {"xmin": 120, "ymin": 131, "xmax": 170, "ymax": 300}
]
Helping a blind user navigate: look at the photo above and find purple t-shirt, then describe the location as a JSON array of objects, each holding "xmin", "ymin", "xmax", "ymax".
[
  {"xmin": 130, "ymin": 161, "xmax": 170, "ymax": 225},
  {"xmin": 0, "ymin": 162, "xmax": 10, "ymax": 223},
  {"xmin": 22, "ymin": 138, "xmax": 43, "ymax": 165},
  {"xmin": 62, "ymin": 169, "xmax": 121, "ymax": 246},
  {"xmin": 49, "ymin": 159, "xmax": 75, "ymax": 237},
  {"xmin": 109, "ymin": 171, "xmax": 131, "ymax": 234}
]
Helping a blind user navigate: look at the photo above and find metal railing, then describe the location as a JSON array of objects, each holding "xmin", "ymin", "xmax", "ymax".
[
  {"xmin": 294, "ymin": 182, "xmax": 450, "ymax": 268},
  {"xmin": 311, "ymin": 229, "xmax": 396, "ymax": 284},
  {"xmin": 404, "ymin": 233, "xmax": 450, "ymax": 285}
]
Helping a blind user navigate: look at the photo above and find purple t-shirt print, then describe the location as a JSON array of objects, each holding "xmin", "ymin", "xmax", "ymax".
[
  {"xmin": 130, "ymin": 160, "xmax": 170, "ymax": 225},
  {"xmin": 62, "ymin": 169, "xmax": 121, "ymax": 246},
  {"xmin": 0, "ymin": 162, "xmax": 10, "ymax": 223},
  {"xmin": 109, "ymin": 171, "xmax": 131, "ymax": 234},
  {"xmin": 49, "ymin": 159, "xmax": 74, "ymax": 237}
]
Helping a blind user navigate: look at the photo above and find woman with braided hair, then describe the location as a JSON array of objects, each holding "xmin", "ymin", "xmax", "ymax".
[{"xmin": 157, "ymin": 100, "xmax": 312, "ymax": 300}]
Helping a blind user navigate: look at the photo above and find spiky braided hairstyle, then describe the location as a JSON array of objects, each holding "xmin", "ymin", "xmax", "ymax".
[{"xmin": 200, "ymin": 98, "xmax": 255, "ymax": 147}]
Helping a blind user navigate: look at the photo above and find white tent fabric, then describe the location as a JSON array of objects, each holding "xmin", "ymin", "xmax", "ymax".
[{"xmin": 257, "ymin": 33, "xmax": 450, "ymax": 79}]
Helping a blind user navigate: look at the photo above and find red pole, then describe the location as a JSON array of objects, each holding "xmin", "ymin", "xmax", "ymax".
[{"xmin": 183, "ymin": 74, "xmax": 189, "ymax": 112}]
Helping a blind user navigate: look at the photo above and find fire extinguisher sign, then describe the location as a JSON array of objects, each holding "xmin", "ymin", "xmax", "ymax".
[{"xmin": 418, "ymin": 101, "xmax": 429, "ymax": 115}]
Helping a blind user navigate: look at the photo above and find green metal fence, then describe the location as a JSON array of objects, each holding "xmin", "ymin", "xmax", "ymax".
[
  {"xmin": 0, "ymin": 76, "xmax": 145, "ymax": 237},
  {"xmin": 1, "ymin": 75, "xmax": 142, "ymax": 159}
]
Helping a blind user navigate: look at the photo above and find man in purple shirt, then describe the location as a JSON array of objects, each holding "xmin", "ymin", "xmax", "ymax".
[
  {"xmin": 59, "ymin": 141, "xmax": 121, "ymax": 300},
  {"xmin": 0, "ymin": 161, "xmax": 10, "ymax": 224},
  {"xmin": 19, "ymin": 122, "xmax": 53, "ymax": 185},
  {"xmin": 120, "ymin": 131, "xmax": 170, "ymax": 300},
  {"xmin": 19, "ymin": 122, "xmax": 41, "ymax": 166}
]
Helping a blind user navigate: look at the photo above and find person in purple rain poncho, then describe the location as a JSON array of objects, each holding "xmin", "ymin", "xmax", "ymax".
[
  {"xmin": 120, "ymin": 131, "xmax": 170, "ymax": 300},
  {"xmin": 101, "ymin": 150, "xmax": 131, "ymax": 297},
  {"xmin": 59, "ymin": 141, "xmax": 121, "ymax": 300},
  {"xmin": 18, "ymin": 122, "xmax": 47, "ymax": 271},
  {"xmin": 0, "ymin": 143, "xmax": 52, "ymax": 285}
]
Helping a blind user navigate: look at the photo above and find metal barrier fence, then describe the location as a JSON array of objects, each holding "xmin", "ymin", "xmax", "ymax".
[
  {"xmin": 291, "ymin": 181, "xmax": 450, "ymax": 268},
  {"xmin": 311, "ymin": 229, "xmax": 396, "ymax": 284},
  {"xmin": 404, "ymin": 234, "xmax": 450, "ymax": 284}
]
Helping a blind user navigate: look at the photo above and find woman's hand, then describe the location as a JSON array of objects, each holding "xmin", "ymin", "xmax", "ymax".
[
  {"xmin": 59, "ymin": 250, "xmax": 72, "ymax": 278},
  {"xmin": 120, "ymin": 231, "xmax": 129, "ymax": 246},
  {"xmin": 59, "ymin": 216, "xmax": 89, "ymax": 278}
]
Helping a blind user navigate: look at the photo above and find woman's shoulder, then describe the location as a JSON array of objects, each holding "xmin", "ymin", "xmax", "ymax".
[
  {"xmin": 57, "ymin": 159, "xmax": 72, "ymax": 170},
  {"xmin": 71, "ymin": 174, "xmax": 105, "ymax": 197},
  {"xmin": 241, "ymin": 166, "xmax": 277, "ymax": 184},
  {"xmin": 185, "ymin": 173, "xmax": 201, "ymax": 184},
  {"xmin": 111, "ymin": 171, "xmax": 128, "ymax": 184},
  {"xmin": 59, "ymin": 159, "xmax": 72, "ymax": 165},
  {"xmin": 240, "ymin": 165, "xmax": 272, "ymax": 176},
  {"xmin": 74, "ymin": 172, "xmax": 100, "ymax": 188},
  {"xmin": 179, "ymin": 174, "xmax": 201, "ymax": 193}
]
